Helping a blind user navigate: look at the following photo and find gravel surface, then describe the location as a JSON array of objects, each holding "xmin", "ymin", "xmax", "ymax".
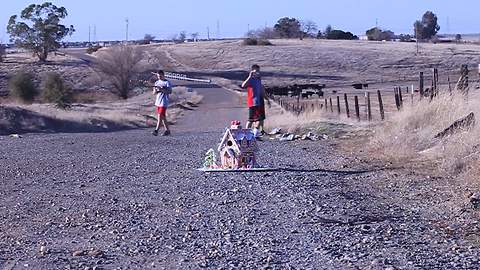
[{"xmin": 1, "ymin": 86, "xmax": 480, "ymax": 269}]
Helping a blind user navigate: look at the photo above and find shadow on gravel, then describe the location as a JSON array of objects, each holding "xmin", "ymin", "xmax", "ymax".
[{"xmin": 204, "ymin": 167, "xmax": 389, "ymax": 175}]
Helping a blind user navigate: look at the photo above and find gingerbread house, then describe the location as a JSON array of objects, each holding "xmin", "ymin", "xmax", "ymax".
[{"xmin": 217, "ymin": 122, "xmax": 258, "ymax": 169}]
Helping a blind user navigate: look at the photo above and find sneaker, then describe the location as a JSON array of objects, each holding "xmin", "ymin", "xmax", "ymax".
[
  {"xmin": 152, "ymin": 129, "xmax": 159, "ymax": 136},
  {"xmin": 162, "ymin": 130, "xmax": 171, "ymax": 136}
]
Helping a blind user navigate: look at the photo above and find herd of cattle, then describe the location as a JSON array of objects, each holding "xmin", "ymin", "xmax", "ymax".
[
  {"xmin": 265, "ymin": 84, "xmax": 326, "ymax": 99},
  {"xmin": 265, "ymin": 83, "xmax": 370, "ymax": 99}
]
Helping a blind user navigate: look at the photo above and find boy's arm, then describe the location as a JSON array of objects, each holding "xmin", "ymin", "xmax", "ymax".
[
  {"xmin": 241, "ymin": 71, "xmax": 253, "ymax": 88},
  {"xmin": 262, "ymin": 86, "xmax": 272, "ymax": 107}
]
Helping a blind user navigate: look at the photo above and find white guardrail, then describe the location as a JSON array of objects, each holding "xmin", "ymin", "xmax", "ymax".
[{"xmin": 164, "ymin": 72, "xmax": 211, "ymax": 84}]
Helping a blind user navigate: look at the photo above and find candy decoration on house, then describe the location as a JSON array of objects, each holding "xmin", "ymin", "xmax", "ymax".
[{"xmin": 203, "ymin": 149, "xmax": 218, "ymax": 169}]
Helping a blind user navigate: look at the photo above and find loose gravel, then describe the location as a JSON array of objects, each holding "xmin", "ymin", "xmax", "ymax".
[{"xmin": 1, "ymin": 129, "xmax": 480, "ymax": 269}]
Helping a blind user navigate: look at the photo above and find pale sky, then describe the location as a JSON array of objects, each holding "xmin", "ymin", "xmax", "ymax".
[{"xmin": 1, "ymin": 0, "xmax": 479, "ymax": 42}]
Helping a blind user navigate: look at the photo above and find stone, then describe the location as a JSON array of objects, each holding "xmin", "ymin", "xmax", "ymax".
[{"xmin": 73, "ymin": 250, "xmax": 87, "ymax": 257}]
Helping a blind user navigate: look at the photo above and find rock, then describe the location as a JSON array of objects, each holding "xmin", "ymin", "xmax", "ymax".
[
  {"xmin": 470, "ymin": 192, "xmax": 480, "ymax": 208},
  {"xmin": 39, "ymin": 245, "xmax": 48, "ymax": 255},
  {"xmin": 279, "ymin": 134, "xmax": 296, "ymax": 141},
  {"xmin": 301, "ymin": 132, "xmax": 318, "ymax": 141},
  {"xmin": 73, "ymin": 250, "xmax": 87, "ymax": 257},
  {"xmin": 88, "ymin": 249, "xmax": 104, "ymax": 257},
  {"xmin": 268, "ymin": 128, "xmax": 282, "ymax": 135}
]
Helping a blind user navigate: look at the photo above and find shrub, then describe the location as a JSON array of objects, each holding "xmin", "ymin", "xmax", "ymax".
[
  {"xmin": 0, "ymin": 44, "xmax": 6, "ymax": 62},
  {"xmin": 243, "ymin": 38, "xmax": 272, "ymax": 46},
  {"xmin": 86, "ymin": 45, "xmax": 102, "ymax": 54},
  {"xmin": 42, "ymin": 72, "xmax": 73, "ymax": 109},
  {"xmin": 9, "ymin": 71, "xmax": 37, "ymax": 103}
]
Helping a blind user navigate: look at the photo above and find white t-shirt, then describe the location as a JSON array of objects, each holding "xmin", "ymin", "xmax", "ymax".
[{"xmin": 154, "ymin": 79, "xmax": 172, "ymax": 107}]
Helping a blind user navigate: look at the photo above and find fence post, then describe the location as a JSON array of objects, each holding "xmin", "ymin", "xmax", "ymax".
[
  {"xmin": 329, "ymin": 97, "xmax": 333, "ymax": 113},
  {"xmin": 344, "ymin": 93, "xmax": 350, "ymax": 118},
  {"xmin": 377, "ymin": 90, "xmax": 385, "ymax": 121},
  {"xmin": 354, "ymin": 96, "xmax": 360, "ymax": 121},
  {"xmin": 419, "ymin": 72, "xmax": 424, "ymax": 99},
  {"xmin": 394, "ymin": 88, "xmax": 401, "ymax": 110},
  {"xmin": 324, "ymin": 98, "xmax": 328, "ymax": 111},
  {"xmin": 336, "ymin": 96, "xmax": 341, "ymax": 114},
  {"xmin": 398, "ymin": 87, "xmax": 403, "ymax": 107},
  {"xmin": 367, "ymin": 92, "xmax": 372, "ymax": 121}
]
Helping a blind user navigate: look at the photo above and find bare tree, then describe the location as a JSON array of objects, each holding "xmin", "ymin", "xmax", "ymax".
[
  {"xmin": 301, "ymin": 20, "xmax": 318, "ymax": 38},
  {"xmin": 93, "ymin": 45, "xmax": 144, "ymax": 99}
]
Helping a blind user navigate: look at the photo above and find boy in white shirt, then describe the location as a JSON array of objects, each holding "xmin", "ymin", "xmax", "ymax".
[{"xmin": 152, "ymin": 70, "xmax": 172, "ymax": 136}]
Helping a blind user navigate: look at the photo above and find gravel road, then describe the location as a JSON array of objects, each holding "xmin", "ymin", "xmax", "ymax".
[{"xmin": 1, "ymin": 85, "xmax": 480, "ymax": 269}]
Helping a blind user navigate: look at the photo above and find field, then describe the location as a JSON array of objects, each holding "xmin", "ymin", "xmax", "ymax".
[{"xmin": 145, "ymin": 39, "xmax": 480, "ymax": 92}]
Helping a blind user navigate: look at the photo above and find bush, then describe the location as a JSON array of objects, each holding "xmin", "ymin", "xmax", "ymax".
[
  {"xmin": 9, "ymin": 71, "xmax": 37, "ymax": 103},
  {"xmin": 42, "ymin": 72, "xmax": 73, "ymax": 109},
  {"xmin": 0, "ymin": 44, "xmax": 6, "ymax": 62},
  {"xmin": 93, "ymin": 45, "xmax": 144, "ymax": 99},
  {"xmin": 243, "ymin": 38, "xmax": 272, "ymax": 46},
  {"xmin": 86, "ymin": 45, "xmax": 102, "ymax": 54}
]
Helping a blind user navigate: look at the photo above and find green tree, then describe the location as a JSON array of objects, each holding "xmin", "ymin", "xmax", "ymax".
[
  {"xmin": 414, "ymin": 11, "xmax": 440, "ymax": 40},
  {"xmin": 7, "ymin": 2, "xmax": 75, "ymax": 62},
  {"xmin": 366, "ymin": 27, "xmax": 395, "ymax": 41},
  {"xmin": 274, "ymin": 17, "xmax": 302, "ymax": 38}
]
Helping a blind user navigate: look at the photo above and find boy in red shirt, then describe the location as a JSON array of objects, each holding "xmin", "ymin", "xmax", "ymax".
[{"xmin": 241, "ymin": 64, "xmax": 270, "ymax": 137}]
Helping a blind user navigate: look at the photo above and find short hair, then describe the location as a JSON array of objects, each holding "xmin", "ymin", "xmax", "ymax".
[
  {"xmin": 157, "ymin": 70, "xmax": 165, "ymax": 75},
  {"xmin": 251, "ymin": 64, "xmax": 260, "ymax": 71}
]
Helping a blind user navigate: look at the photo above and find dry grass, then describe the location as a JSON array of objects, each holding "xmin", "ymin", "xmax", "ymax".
[
  {"xmin": 266, "ymin": 103, "xmax": 325, "ymax": 133},
  {"xmin": 2, "ymin": 87, "xmax": 202, "ymax": 133},
  {"xmin": 370, "ymin": 90, "xmax": 480, "ymax": 183}
]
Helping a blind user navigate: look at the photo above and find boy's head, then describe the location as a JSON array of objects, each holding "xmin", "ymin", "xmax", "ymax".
[
  {"xmin": 156, "ymin": 70, "xmax": 165, "ymax": 79},
  {"xmin": 251, "ymin": 64, "xmax": 260, "ymax": 72}
]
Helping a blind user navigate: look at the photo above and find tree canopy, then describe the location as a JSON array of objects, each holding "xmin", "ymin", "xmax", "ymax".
[
  {"xmin": 274, "ymin": 17, "xmax": 302, "ymax": 38},
  {"xmin": 7, "ymin": 2, "xmax": 75, "ymax": 61},
  {"xmin": 414, "ymin": 11, "xmax": 440, "ymax": 40},
  {"xmin": 366, "ymin": 27, "xmax": 395, "ymax": 41}
]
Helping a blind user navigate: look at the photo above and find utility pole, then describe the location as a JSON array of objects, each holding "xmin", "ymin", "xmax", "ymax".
[
  {"xmin": 247, "ymin": 24, "xmax": 250, "ymax": 33},
  {"xmin": 216, "ymin": 20, "xmax": 220, "ymax": 39},
  {"xmin": 375, "ymin": 18, "xmax": 378, "ymax": 28},
  {"xmin": 125, "ymin": 18, "xmax": 129, "ymax": 42},
  {"xmin": 207, "ymin": 26, "xmax": 210, "ymax": 40},
  {"xmin": 88, "ymin": 25, "xmax": 91, "ymax": 44},
  {"xmin": 93, "ymin": 25, "xmax": 97, "ymax": 42}
]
